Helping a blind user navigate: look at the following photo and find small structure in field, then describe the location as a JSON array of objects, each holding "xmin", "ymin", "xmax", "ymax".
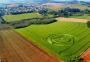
[{"xmin": 81, "ymin": 48, "xmax": 90, "ymax": 62}]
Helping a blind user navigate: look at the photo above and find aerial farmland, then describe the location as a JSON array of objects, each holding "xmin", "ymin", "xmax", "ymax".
[{"xmin": 0, "ymin": 0, "xmax": 90, "ymax": 62}]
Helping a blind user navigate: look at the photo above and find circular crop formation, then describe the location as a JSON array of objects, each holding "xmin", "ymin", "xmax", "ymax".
[{"xmin": 47, "ymin": 34, "xmax": 75, "ymax": 47}]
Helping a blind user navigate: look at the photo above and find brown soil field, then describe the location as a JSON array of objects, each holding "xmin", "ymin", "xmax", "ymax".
[
  {"xmin": 81, "ymin": 48, "xmax": 90, "ymax": 62},
  {"xmin": 47, "ymin": 5, "xmax": 62, "ymax": 10},
  {"xmin": 43, "ymin": 3, "xmax": 63, "ymax": 10},
  {"xmin": 56, "ymin": 17, "xmax": 88, "ymax": 23},
  {"xmin": 0, "ymin": 29, "xmax": 61, "ymax": 62}
]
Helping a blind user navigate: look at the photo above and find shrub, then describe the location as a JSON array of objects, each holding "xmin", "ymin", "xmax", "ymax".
[{"xmin": 87, "ymin": 20, "xmax": 90, "ymax": 28}]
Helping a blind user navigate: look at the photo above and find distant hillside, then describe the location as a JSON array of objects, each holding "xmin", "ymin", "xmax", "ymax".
[
  {"xmin": 42, "ymin": 2, "xmax": 90, "ymax": 10},
  {"xmin": 63, "ymin": 4, "xmax": 90, "ymax": 10}
]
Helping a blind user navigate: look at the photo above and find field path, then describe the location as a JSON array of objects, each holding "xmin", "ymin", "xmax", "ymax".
[
  {"xmin": 0, "ymin": 29, "xmax": 60, "ymax": 62},
  {"xmin": 56, "ymin": 17, "xmax": 88, "ymax": 23}
]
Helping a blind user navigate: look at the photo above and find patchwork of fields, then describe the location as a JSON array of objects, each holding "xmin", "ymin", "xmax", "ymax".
[
  {"xmin": 0, "ymin": 15, "xmax": 60, "ymax": 62},
  {"xmin": 3, "ymin": 13, "xmax": 90, "ymax": 61},
  {"xmin": 0, "ymin": 29, "xmax": 60, "ymax": 62},
  {"xmin": 16, "ymin": 21, "xmax": 90, "ymax": 61},
  {"xmin": 1, "ymin": 1, "xmax": 90, "ymax": 61}
]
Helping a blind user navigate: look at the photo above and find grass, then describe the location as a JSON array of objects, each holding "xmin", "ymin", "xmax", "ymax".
[
  {"xmin": 3, "ymin": 13, "xmax": 43, "ymax": 22},
  {"xmin": 69, "ymin": 15, "xmax": 90, "ymax": 19},
  {"xmin": 16, "ymin": 21, "xmax": 90, "ymax": 61}
]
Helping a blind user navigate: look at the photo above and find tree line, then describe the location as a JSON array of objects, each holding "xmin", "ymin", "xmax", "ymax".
[
  {"xmin": 7, "ymin": 18, "xmax": 57, "ymax": 28},
  {"xmin": 38, "ymin": 7, "xmax": 90, "ymax": 17}
]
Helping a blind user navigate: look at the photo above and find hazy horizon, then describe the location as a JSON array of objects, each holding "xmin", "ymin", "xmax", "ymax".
[
  {"xmin": 54, "ymin": 0, "xmax": 90, "ymax": 2},
  {"xmin": 0, "ymin": 0, "xmax": 90, "ymax": 3}
]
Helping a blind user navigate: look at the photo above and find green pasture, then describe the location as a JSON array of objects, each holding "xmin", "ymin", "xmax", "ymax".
[
  {"xmin": 3, "ymin": 13, "xmax": 43, "ymax": 22},
  {"xmin": 16, "ymin": 21, "xmax": 90, "ymax": 61},
  {"xmin": 69, "ymin": 15, "xmax": 90, "ymax": 19}
]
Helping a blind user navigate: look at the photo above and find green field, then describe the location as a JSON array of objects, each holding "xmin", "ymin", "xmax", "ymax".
[
  {"xmin": 16, "ymin": 21, "xmax": 90, "ymax": 61},
  {"xmin": 69, "ymin": 15, "xmax": 90, "ymax": 19},
  {"xmin": 3, "ymin": 13, "xmax": 43, "ymax": 22}
]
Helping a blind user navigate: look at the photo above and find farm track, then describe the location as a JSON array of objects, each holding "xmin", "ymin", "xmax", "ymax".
[{"xmin": 0, "ymin": 29, "xmax": 60, "ymax": 62}]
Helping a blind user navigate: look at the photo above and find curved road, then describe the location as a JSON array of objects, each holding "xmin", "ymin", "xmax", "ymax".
[{"xmin": 0, "ymin": 29, "xmax": 60, "ymax": 62}]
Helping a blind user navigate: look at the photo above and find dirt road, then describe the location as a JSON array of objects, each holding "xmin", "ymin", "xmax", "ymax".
[{"xmin": 0, "ymin": 29, "xmax": 60, "ymax": 62}]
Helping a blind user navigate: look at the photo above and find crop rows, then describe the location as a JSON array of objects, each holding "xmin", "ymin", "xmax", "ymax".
[{"xmin": 16, "ymin": 21, "xmax": 90, "ymax": 61}]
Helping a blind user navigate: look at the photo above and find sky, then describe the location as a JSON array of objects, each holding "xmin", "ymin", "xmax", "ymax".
[
  {"xmin": 0, "ymin": 0, "xmax": 90, "ymax": 3},
  {"xmin": 54, "ymin": 0, "xmax": 90, "ymax": 2}
]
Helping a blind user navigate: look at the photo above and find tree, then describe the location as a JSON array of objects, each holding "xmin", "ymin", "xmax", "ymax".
[
  {"xmin": 38, "ymin": 9, "xmax": 48, "ymax": 16},
  {"xmin": 84, "ymin": 9, "xmax": 90, "ymax": 14},
  {"xmin": 0, "ymin": 10, "xmax": 6, "ymax": 24}
]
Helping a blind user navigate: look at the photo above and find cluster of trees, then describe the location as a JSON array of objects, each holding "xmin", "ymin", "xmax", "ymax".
[
  {"xmin": 0, "ymin": 17, "xmax": 6, "ymax": 24},
  {"xmin": 8, "ymin": 18, "xmax": 57, "ymax": 28},
  {"xmin": 9, "ymin": 7, "xmax": 90, "ymax": 17},
  {"xmin": 87, "ymin": 20, "xmax": 90, "ymax": 28},
  {"xmin": 83, "ymin": 9, "xmax": 90, "ymax": 14},
  {"xmin": 38, "ymin": 7, "xmax": 90, "ymax": 17},
  {"xmin": 0, "ymin": 10, "xmax": 6, "ymax": 24},
  {"xmin": 0, "ymin": 10, "xmax": 5, "ymax": 16},
  {"xmin": 38, "ymin": 9, "xmax": 48, "ymax": 16},
  {"xmin": 11, "ymin": 11, "xmax": 34, "ymax": 15}
]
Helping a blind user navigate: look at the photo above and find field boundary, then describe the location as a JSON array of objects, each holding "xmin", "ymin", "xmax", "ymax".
[{"xmin": 14, "ymin": 30, "xmax": 63, "ymax": 62}]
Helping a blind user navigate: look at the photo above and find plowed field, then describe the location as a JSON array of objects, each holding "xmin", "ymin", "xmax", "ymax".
[{"xmin": 0, "ymin": 29, "xmax": 60, "ymax": 62}]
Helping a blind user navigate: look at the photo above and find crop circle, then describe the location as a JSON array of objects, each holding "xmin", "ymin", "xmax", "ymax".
[{"xmin": 47, "ymin": 34, "xmax": 75, "ymax": 47}]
